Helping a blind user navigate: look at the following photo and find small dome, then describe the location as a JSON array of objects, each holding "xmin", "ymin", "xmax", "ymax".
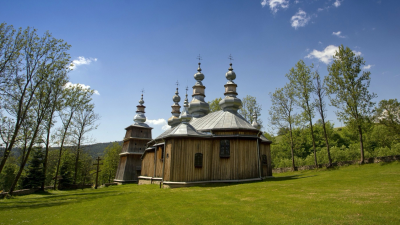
[
  {"xmin": 194, "ymin": 63, "xmax": 205, "ymax": 82},
  {"xmin": 225, "ymin": 63, "xmax": 236, "ymax": 82},
  {"xmin": 179, "ymin": 92, "xmax": 192, "ymax": 123},
  {"xmin": 172, "ymin": 88, "xmax": 181, "ymax": 103},
  {"xmin": 139, "ymin": 94, "xmax": 144, "ymax": 105}
]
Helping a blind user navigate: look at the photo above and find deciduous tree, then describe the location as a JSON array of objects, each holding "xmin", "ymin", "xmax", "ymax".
[
  {"xmin": 326, "ymin": 45, "xmax": 377, "ymax": 163},
  {"xmin": 286, "ymin": 60, "xmax": 318, "ymax": 167},
  {"xmin": 269, "ymin": 84, "xmax": 297, "ymax": 171}
]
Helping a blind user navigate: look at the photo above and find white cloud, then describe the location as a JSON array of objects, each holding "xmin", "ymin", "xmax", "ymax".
[
  {"xmin": 333, "ymin": 0, "xmax": 342, "ymax": 7},
  {"xmin": 64, "ymin": 82, "xmax": 100, "ymax": 95},
  {"xmin": 147, "ymin": 118, "xmax": 167, "ymax": 125},
  {"xmin": 291, "ymin": 9, "xmax": 310, "ymax": 29},
  {"xmin": 317, "ymin": 8, "xmax": 324, "ymax": 12},
  {"xmin": 261, "ymin": 0, "xmax": 289, "ymax": 13},
  {"xmin": 146, "ymin": 118, "xmax": 170, "ymax": 131},
  {"xmin": 306, "ymin": 45, "xmax": 363, "ymax": 64},
  {"xmin": 69, "ymin": 56, "xmax": 98, "ymax": 70},
  {"xmin": 306, "ymin": 45, "xmax": 338, "ymax": 64},
  {"xmin": 363, "ymin": 64, "xmax": 373, "ymax": 70},
  {"xmin": 332, "ymin": 31, "xmax": 345, "ymax": 38}
]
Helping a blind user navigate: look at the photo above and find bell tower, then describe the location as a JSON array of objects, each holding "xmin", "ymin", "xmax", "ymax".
[{"xmin": 115, "ymin": 93, "xmax": 153, "ymax": 183}]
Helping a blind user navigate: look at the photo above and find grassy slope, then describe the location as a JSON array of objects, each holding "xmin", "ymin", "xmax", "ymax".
[{"xmin": 1, "ymin": 162, "xmax": 399, "ymax": 225}]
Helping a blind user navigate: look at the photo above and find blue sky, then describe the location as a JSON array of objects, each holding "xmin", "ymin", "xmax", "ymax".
[{"xmin": 1, "ymin": 0, "xmax": 399, "ymax": 143}]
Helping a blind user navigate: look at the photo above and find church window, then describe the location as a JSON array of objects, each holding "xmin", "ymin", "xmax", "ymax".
[
  {"xmin": 262, "ymin": 154, "xmax": 268, "ymax": 165},
  {"xmin": 195, "ymin": 153, "xmax": 203, "ymax": 168},
  {"xmin": 220, "ymin": 140, "xmax": 230, "ymax": 158}
]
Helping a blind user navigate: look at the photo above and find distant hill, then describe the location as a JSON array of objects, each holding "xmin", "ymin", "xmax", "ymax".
[
  {"xmin": 2, "ymin": 141, "xmax": 123, "ymax": 159},
  {"xmin": 81, "ymin": 141, "xmax": 123, "ymax": 158}
]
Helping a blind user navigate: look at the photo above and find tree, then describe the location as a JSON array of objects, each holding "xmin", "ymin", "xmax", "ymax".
[
  {"xmin": 22, "ymin": 148, "xmax": 45, "ymax": 189},
  {"xmin": 208, "ymin": 97, "xmax": 222, "ymax": 113},
  {"xmin": 374, "ymin": 99, "xmax": 400, "ymax": 137},
  {"xmin": 286, "ymin": 60, "xmax": 318, "ymax": 167},
  {"xmin": 0, "ymin": 27, "xmax": 71, "ymax": 174},
  {"xmin": 100, "ymin": 142, "xmax": 122, "ymax": 184},
  {"xmin": 239, "ymin": 95, "xmax": 263, "ymax": 128},
  {"xmin": 269, "ymin": 84, "xmax": 297, "ymax": 171},
  {"xmin": 53, "ymin": 85, "xmax": 94, "ymax": 189},
  {"xmin": 326, "ymin": 45, "xmax": 377, "ymax": 163},
  {"xmin": 40, "ymin": 73, "xmax": 68, "ymax": 190},
  {"xmin": 71, "ymin": 103, "xmax": 99, "ymax": 184},
  {"xmin": 313, "ymin": 70, "xmax": 333, "ymax": 166},
  {"xmin": 0, "ymin": 23, "xmax": 24, "ymax": 90}
]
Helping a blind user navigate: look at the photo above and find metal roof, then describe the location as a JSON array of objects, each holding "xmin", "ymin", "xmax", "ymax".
[
  {"xmin": 163, "ymin": 123, "xmax": 211, "ymax": 138},
  {"xmin": 190, "ymin": 110, "xmax": 258, "ymax": 132}
]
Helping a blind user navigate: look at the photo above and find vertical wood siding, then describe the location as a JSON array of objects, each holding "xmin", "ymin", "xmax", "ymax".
[
  {"xmin": 141, "ymin": 152, "xmax": 155, "ymax": 177},
  {"xmin": 168, "ymin": 138, "xmax": 259, "ymax": 182},
  {"xmin": 260, "ymin": 143, "xmax": 272, "ymax": 177}
]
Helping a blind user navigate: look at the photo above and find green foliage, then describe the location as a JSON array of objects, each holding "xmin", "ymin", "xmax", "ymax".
[
  {"xmin": 374, "ymin": 98, "xmax": 400, "ymax": 136},
  {"xmin": 22, "ymin": 148, "xmax": 45, "ymax": 189},
  {"xmin": 239, "ymin": 95, "xmax": 263, "ymax": 127},
  {"xmin": 207, "ymin": 97, "xmax": 222, "ymax": 113},
  {"xmin": 59, "ymin": 149, "xmax": 74, "ymax": 188},
  {"xmin": 100, "ymin": 142, "xmax": 122, "ymax": 184},
  {"xmin": 0, "ymin": 156, "xmax": 18, "ymax": 192}
]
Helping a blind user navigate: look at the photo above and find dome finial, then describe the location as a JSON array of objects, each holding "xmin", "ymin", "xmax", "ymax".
[
  {"xmin": 168, "ymin": 82, "xmax": 182, "ymax": 127},
  {"xmin": 252, "ymin": 109, "xmax": 261, "ymax": 130},
  {"xmin": 139, "ymin": 89, "xmax": 145, "ymax": 105},
  {"xmin": 179, "ymin": 85, "xmax": 192, "ymax": 123}
]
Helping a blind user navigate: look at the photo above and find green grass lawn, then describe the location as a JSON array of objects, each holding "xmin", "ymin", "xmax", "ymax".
[{"xmin": 1, "ymin": 162, "xmax": 399, "ymax": 225}]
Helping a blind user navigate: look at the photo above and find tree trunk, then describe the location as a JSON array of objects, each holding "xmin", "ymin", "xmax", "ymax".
[
  {"xmin": 309, "ymin": 120, "xmax": 318, "ymax": 168},
  {"xmin": 73, "ymin": 136, "xmax": 82, "ymax": 185},
  {"xmin": 53, "ymin": 112, "xmax": 74, "ymax": 190},
  {"xmin": 41, "ymin": 116, "xmax": 54, "ymax": 191},
  {"xmin": 9, "ymin": 120, "xmax": 43, "ymax": 195},
  {"xmin": 321, "ymin": 118, "xmax": 332, "ymax": 166},
  {"xmin": 358, "ymin": 124, "xmax": 365, "ymax": 164},
  {"xmin": 289, "ymin": 122, "xmax": 296, "ymax": 171}
]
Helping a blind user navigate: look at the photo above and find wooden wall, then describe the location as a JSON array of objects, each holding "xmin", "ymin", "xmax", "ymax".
[
  {"xmin": 141, "ymin": 151, "xmax": 155, "ymax": 177},
  {"xmin": 125, "ymin": 127, "xmax": 152, "ymax": 139},
  {"xmin": 115, "ymin": 155, "xmax": 142, "ymax": 181},
  {"xmin": 155, "ymin": 146, "xmax": 164, "ymax": 177},
  {"xmin": 213, "ymin": 130, "xmax": 259, "ymax": 136},
  {"xmin": 166, "ymin": 138, "xmax": 259, "ymax": 182},
  {"xmin": 121, "ymin": 139, "xmax": 148, "ymax": 153},
  {"xmin": 260, "ymin": 143, "xmax": 272, "ymax": 177}
]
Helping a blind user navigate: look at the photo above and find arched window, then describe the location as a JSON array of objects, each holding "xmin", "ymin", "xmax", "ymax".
[
  {"xmin": 220, "ymin": 140, "xmax": 230, "ymax": 158},
  {"xmin": 195, "ymin": 153, "xmax": 203, "ymax": 168}
]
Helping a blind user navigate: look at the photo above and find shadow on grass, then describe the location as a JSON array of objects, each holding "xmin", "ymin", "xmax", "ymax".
[
  {"xmin": 0, "ymin": 189, "xmax": 129, "ymax": 210},
  {"xmin": 268, "ymin": 175, "xmax": 317, "ymax": 182}
]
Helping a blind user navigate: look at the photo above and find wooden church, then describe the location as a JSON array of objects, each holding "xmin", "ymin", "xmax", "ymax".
[{"xmin": 115, "ymin": 62, "xmax": 272, "ymax": 187}]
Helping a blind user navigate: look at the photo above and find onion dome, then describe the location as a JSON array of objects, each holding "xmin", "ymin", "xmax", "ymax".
[
  {"xmin": 179, "ymin": 88, "xmax": 192, "ymax": 123},
  {"xmin": 168, "ymin": 87, "xmax": 182, "ymax": 127},
  {"xmin": 225, "ymin": 63, "xmax": 236, "ymax": 83},
  {"xmin": 219, "ymin": 63, "xmax": 242, "ymax": 112},
  {"xmin": 188, "ymin": 62, "xmax": 210, "ymax": 118},
  {"xmin": 172, "ymin": 88, "xmax": 181, "ymax": 103},
  {"xmin": 251, "ymin": 110, "xmax": 261, "ymax": 130},
  {"xmin": 194, "ymin": 63, "xmax": 205, "ymax": 86},
  {"xmin": 133, "ymin": 94, "xmax": 148, "ymax": 127}
]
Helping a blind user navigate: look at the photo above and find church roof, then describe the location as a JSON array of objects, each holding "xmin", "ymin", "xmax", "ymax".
[
  {"xmin": 260, "ymin": 135, "xmax": 272, "ymax": 143},
  {"xmin": 163, "ymin": 123, "xmax": 211, "ymax": 138},
  {"xmin": 190, "ymin": 110, "xmax": 258, "ymax": 132}
]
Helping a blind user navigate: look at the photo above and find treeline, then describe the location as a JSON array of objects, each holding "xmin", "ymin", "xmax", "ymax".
[
  {"xmin": 267, "ymin": 45, "xmax": 400, "ymax": 170},
  {"xmin": 0, "ymin": 23, "xmax": 115, "ymax": 195}
]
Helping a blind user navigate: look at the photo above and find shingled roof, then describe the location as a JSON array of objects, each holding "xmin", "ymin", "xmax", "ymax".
[{"xmin": 190, "ymin": 110, "xmax": 258, "ymax": 132}]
